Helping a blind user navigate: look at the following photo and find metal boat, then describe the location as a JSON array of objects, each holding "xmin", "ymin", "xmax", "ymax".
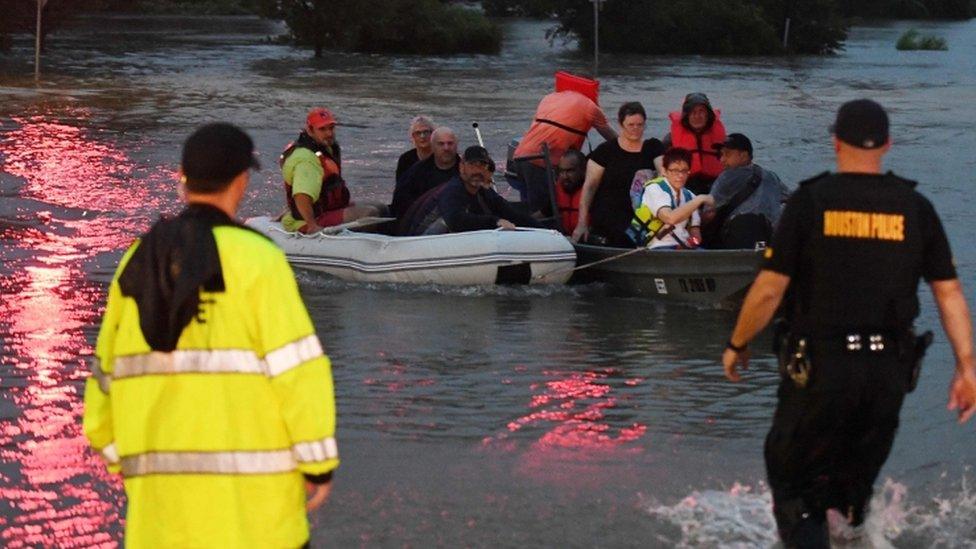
[{"xmin": 572, "ymin": 243, "xmax": 763, "ymax": 306}]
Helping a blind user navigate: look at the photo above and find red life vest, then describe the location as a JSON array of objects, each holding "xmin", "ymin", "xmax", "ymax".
[
  {"xmin": 668, "ymin": 110, "xmax": 726, "ymax": 180},
  {"xmin": 281, "ymin": 138, "xmax": 350, "ymax": 219},
  {"xmin": 554, "ymin": 182, "xmax": 581, "ymax": 235},
  {"xmin": 555, "ymin": 71, "xmax": 599, "ymax": 104}
]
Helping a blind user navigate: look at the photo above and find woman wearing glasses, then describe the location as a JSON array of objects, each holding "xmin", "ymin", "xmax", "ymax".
[
  {"xmin": 396, "ymin": 115, "xmax": 436, "ymax": 181},
  {"xmin": 572, "ymin": 102, "xmax": 664, "ymax": 247}
]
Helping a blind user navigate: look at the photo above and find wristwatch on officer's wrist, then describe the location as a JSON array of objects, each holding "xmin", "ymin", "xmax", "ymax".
[{"xmin": 726, "ymin": 339, "xmax": 748, "ymax": 353}]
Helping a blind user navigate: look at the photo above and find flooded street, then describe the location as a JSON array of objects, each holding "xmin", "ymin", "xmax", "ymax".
[{"xmin": 2, "ymin": 14, "xmax": 976, "ymax": 546}]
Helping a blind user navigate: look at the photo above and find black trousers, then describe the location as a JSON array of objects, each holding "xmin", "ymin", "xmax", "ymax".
[
  {"xmin": 515, "ymin": 162, "xmax": 554, "ymax": 216},
  {"xmin": 722, "ymin": 213, "xmax": 772, "ymax": 249},
  {"xmin": 765, "ymin": 345, "xmax": 910, "ymax": 547}
]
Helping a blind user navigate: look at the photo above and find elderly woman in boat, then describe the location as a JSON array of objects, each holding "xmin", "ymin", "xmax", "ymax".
[{"xmin": 395, "ymin": 115, "xmax": 435, "ymax": 181}]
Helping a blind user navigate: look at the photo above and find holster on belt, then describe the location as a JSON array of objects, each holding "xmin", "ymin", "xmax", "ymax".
[
  {"xmin": 773, "ymin": 318, "xmax": 811, "ymax": 389},
  {"xmin": 902, "ymin": 329, "xmax": 933, "ymax": 393}
]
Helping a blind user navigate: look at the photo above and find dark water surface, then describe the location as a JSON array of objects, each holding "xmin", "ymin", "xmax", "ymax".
[{"xmin": 2, "ymin": 15, "xmax": 975, "ymax": 547}]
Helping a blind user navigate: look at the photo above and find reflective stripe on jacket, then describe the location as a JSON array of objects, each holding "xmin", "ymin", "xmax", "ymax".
[{"xmin": 83, "ymin": 224, "xmax": 338, "ymax": 549}]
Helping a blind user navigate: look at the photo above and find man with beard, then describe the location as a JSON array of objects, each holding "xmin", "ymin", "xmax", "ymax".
[
  {"xmin": 403, "ymin": 146, "xmax": 542, "ymax": 236},
  {"xmin": 280, "ymin": 107, "xmax": 382, "ymax": 233}
]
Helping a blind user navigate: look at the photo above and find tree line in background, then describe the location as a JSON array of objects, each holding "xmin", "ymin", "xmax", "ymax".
[
  {"xmin": 0, "ymin": 0, "xmax": 500, "ymax": 56},
  {"xmin": 1, "ymin": 0, "xmax": 973, "ymax": 56},
  {"xmin": 254, "ymin": 0, "xmax": 501, "ymax": 56},
  {"xmin": 485, "ymin": 0, "xmax": 974, "ymax": 54}
]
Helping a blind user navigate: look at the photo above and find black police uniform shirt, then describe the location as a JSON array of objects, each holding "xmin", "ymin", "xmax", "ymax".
[{"xmin": 762, "ymin": 172, "xmax": 956, "ymax": 336}]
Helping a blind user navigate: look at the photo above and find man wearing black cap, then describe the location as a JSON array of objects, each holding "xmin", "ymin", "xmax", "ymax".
[
  {"xmin": 720, "ymin": 100, "xmax": 976, "ymax": 547},
  {"xmin": 83, "ymin": 123, "xmax": 339, "ymax": 548},
  {"xmin": 402, "ymin": 146, "xmax": 542, "ymax": 236},
  {"xmin": 702, "ymin": 133, "xmax": 790, "ymax": 249}
]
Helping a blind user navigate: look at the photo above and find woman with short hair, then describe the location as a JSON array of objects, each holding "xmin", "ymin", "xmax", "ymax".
[
  {"xmin": 396, "ymin": 115, "xmax": 435, "ymax": 181},
  {"xmin": 572, "ymin": 102, "xmax": 665, "ymax": 247}
]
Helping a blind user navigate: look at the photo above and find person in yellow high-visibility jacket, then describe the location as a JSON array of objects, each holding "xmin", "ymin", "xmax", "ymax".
[{"xmin": 83, "ymin": 123, "xmax": 338, "ymax": 548}]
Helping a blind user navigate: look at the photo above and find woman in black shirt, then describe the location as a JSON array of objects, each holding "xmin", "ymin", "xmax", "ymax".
[
  {"xmin": 572, "ymin": 102, "xmax": 664, "ymax": 247},
  {"xmin": 395, "ymin": 116, "xmax": 435, "ymax": 181}
]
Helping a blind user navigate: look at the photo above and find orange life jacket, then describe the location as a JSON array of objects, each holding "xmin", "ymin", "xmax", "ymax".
[
  {"xmin": 668, "ymin": 110, "xmax": 726, "ymax": 180},
  {"xmin": 554, "ymin": 182, "xmax": 581, "ymax": 235},
  {"xmin": 281, "ymin": 136, "xmax": 350, "ymax": 219}
]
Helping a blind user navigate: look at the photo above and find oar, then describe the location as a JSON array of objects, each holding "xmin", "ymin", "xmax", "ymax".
[
  {"xmin": 472, "ymin": 121, "xmax": 498, "ymax": 191},
  {"xmin": 532, "ymin": 245, "xmax": 646, "ymax": 281},
  {"xmin": 472, "ymin": 122, "xmax": 485, "ymax": 147},
  {"xmin": 311, "ymin": 217, "xmax": 396, "ymax": 235}
]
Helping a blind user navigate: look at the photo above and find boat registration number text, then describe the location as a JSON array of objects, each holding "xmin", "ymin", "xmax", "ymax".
[{"xmin": 677, "ymin": 277, "xmax": 717, "ymax": 293}]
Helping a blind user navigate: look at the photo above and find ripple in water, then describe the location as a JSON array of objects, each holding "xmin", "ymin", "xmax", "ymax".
[{"xmin": 642, "ymin": 474, "xmax": 976, "ymax": 548}]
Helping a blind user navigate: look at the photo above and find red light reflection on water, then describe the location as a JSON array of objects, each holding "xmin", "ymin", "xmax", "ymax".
[
  {"xmin": 5, "ymin": 116, "xmax": 144, "ymax": 212},
  {"xmin": 484, "ymin": 369, "xmax": 647, "ymax": 487},
  {"xmin": 0, "ymin": 115, "xmax": 171, "ymax": 546},
  {"xmin": 504, "ymin": 370, "xmax": 647, "ymax": 449}
]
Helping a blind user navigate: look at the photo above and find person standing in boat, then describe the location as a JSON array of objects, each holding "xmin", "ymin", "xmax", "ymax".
[
  {"xmin": 403, "ymin": 146, "xmax": 542, "ymax": 236},
  {"xmin": 572, "ymin": 102, "xmax": 665, "ymax": 247},
  {"xmin": 701, "ymin": 133, "xmax": 790, "ymax": 249},
  {"xmin": 280, "ymin": 107, "xmax": 383, "ymax": 234},
  {"xmin": 663, "ymin": 93, "xmax": 726, "ymax": 195},
  {"xmin": 722, "ymin": 99, "xmax": 976, "ymax": 547},
  {"xmin": 390, "ymin": 126, "xmax": 461, "ymax": 219},
  {"xmin": 513, "ymin": 87, "xmax": 617, "ymax": 215},
  {"xmin": 629, "ymin": 147, "xmax": 713, "ymax": 249},
  {"xmin": 83, "ymin": 123, "xmax": 339, "ymax": 548},
  {"xmin": 395, "ymin": 115, "xmax": 435, "ymax": 181}
]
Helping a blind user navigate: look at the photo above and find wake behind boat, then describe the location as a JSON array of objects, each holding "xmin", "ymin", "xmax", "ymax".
[
  {"xmin": 246, "ymin": 216, "xmax": 577, "ymax": 286},
  {"xmin": 572, "ymin": 243, "xmax": 763, "ymax": 307}
]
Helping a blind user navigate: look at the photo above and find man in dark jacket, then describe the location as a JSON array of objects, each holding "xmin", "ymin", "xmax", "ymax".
[
  {"xmin": 390, "ymin": 127, "xmax": 460, "ymax": 219},
  {"xmin": 403, "ymin": 146, "xmax": 542, "ymax": 236},
  {"xmin": 703, "ymin": 133, "xmax": 790, "ymax": 249}
]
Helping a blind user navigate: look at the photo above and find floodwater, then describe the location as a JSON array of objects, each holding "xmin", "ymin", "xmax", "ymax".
[{"xmin": 2, "ymin": 14, "xmax": 976, "ymax": 547}]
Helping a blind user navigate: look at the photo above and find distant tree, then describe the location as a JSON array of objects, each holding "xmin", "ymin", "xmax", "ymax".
[
  {"xmin": 357, "ymin": 0, "xmax": 502, "ymax": 54},
  {"xmin": 118, "ymin": 0, "xmax": 259, "ymax": 15},
  {"xmin": 756, "ymin": 0, "xmax": 848, "ymax": 54},
  {"xmin": 838, "ymin": 0, "xmax": 973, "ymax": 18},
  {"xmin": 0, "ymin": 0, "xmax": 97, "ymax": 52},
  {"xmin": 541, "ymin": 0, "xmax": 846, "ymax": 55},
  {"xmin": 258, "ymin": 0, "xmax": 500, "ymax": 57},
  {"xmin": 483, "ymin": 0, "xmax": 561, "ymax": 17},
  {"xmin": 256, "ymin": 0, "xmax": 364, "ymax": 57}
]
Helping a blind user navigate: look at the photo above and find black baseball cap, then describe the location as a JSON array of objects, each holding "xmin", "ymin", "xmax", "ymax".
[
  {"xmin": 831, "ymin": 99, "xmax": 889, "ymax": 149},
  {"xmin": 181, "ymin": 123, "xmax": 261, "ymax": 185},
  {"xmin": 462, "ymin": 145, "xmax": 496, "ymax": 172},
  {"xmin": 713, "ymin": 133, "xmax": 753, "ymax": 156}
]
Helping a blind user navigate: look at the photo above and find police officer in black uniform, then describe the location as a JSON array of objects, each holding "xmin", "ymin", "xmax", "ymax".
[{"xmin": 720, "ymin": 99, "xmax": 976, "ymax": 548}]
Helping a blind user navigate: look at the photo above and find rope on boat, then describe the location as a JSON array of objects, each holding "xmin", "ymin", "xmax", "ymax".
[{"xmin": 532, "ymin": 246, "xmax": 645, "ymax": 281}]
